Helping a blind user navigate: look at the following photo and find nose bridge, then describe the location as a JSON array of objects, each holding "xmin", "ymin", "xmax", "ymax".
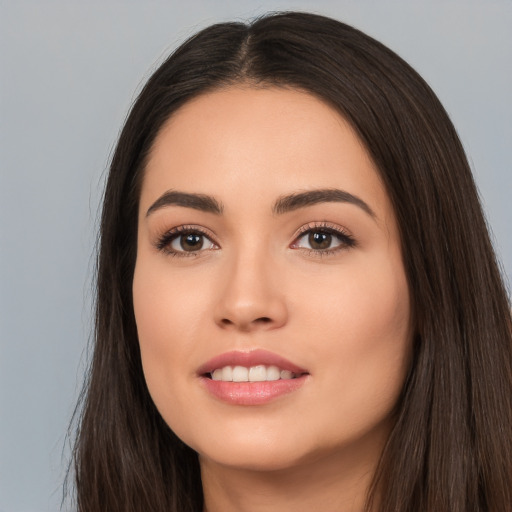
[{"xmin": 214, "ymin": 241, "xmax": 288, "ymax": 331}]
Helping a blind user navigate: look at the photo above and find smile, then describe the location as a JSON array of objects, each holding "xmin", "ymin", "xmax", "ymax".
[
  {"xmin": 198, "ymin": 349, "xmax": 310, "ymax": 405},
  {"xmin": 211, "ymin": 365, "xmax": 298, "ymax": 382}
]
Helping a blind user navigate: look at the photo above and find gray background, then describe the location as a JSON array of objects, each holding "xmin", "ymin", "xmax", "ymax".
[{"xmin": 1, "ymin": 1, "xmax": 510, "ymax": 511}]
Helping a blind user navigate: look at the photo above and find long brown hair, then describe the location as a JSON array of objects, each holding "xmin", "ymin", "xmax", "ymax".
[{"xmin": 70, "ymin": 12, "xmax": 512, "ymax": 512}]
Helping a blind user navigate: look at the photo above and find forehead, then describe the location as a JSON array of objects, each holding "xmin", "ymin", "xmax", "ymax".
[
  {"xmin": 148, "ymin": 86, "xmax": 364, "ymax": 167},
  {"xmin": 141, "ymin": 86, "xmax": 389, "ymax": 219}
]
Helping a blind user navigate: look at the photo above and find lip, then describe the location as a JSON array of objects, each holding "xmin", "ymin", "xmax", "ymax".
[
  {"xmin": 197, "ymin": 349, "xmax": 308, "ymax": 375},
  {"xmin": 197, "ymin": 349, "xmax": 309, "ymax": 406}
]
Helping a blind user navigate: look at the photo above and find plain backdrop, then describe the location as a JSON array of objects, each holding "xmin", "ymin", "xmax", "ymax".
[{"xmin": 1, "ymin": 1, "xmax": 510, "ymax": 511}]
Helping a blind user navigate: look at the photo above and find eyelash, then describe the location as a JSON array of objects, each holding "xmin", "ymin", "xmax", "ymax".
[
  {"xmin": 155, "ymin": 225, "xmax": 218, "ymax": 257},
  {"xmin": 291, "ymin": 222, "xmax": 357, "ymax": 256},
  {"xmin": 155, "ymin": 222, "xmax": 356, "ymax": 258}
]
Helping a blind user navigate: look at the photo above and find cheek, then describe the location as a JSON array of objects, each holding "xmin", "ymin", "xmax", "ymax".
[
  {"xmin": 296, "ymin": 255, "xmax": 412, "ymax": 430},
  {"xmin": 133, "ymin": 252, "xmax": 210, "ymax": 349},
  {"xmin": 298, "ymin": 257, "xmax": 411, "ymax": 350},
  {"xmin": 132, "ymin": 256, "xmax": 202, "ymax": 411}
]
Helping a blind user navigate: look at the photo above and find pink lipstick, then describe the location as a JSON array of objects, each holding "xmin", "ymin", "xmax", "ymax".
[{"xmin": 198, "ymin": 349, "xmax": 309, "ymax": 405}]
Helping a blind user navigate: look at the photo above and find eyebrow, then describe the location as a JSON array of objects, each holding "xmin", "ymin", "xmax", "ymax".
[
  {"xmin": 272, "ymin": 189, "xmax": 375, "ymax": 217},
  {"xmin": 146, "ymin": 190, "xmax": 224, "ymax": 216},
  {"xmin": 146, "ymin": 188, "xmax": 375, "ymax": 218}
]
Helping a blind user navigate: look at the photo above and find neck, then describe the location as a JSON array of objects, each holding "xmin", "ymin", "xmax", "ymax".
[{"xmin": 200, "ymin": 440, "xmax": 383, "ymax": 512}]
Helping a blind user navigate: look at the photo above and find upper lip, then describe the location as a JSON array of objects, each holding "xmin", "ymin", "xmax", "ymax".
[{"xmin": 197, "ymin": 349, "xmax": 308, "ymax": 376}]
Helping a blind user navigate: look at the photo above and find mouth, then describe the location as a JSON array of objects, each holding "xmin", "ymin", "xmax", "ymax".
[
  {"xmin": 209, "ymin": 365, "xmax": 302, "ymax": 382},
  {"xmin": 198, "ymin": 349, "xmax": 309, "ymax": 405}
]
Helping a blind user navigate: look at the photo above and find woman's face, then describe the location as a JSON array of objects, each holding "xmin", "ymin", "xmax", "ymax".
[{"xmin": 133, "ymin": 87, "xmax": 412, "ymax": 472}]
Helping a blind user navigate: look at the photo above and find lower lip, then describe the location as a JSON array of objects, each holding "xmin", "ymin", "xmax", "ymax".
[{"xmin": 200, "ymin": 375, "xmax": 308, "ymax": 405}]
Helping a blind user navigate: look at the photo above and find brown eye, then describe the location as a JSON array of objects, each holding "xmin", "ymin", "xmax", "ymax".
[
  {"xmin": 177, "ymin": 233, "xmax": 204, "ymax": 251},
  {"xmin": 308, "ymin": 231, "xmax": 332, "ymax": 250},
  {"xmin": 292, "ymin": 226, "xmax": 356, "ymax": 254},
  {"xmin": 163, "ymin": 230, "xmax": 217, "ymax": 254}
]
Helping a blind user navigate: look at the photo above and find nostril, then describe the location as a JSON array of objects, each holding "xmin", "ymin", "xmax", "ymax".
[
  {"xmin": 219, "ymin": 316, "xmax": 272, "ymax": 329},
  {"xmin": 255, "ymin": 317, "xmax": 272, "ymax": 324}
]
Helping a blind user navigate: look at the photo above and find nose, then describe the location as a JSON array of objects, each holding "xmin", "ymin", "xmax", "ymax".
[{"xmin": 213, "ymin": 251, "xmax": 288, "ymax": 332}]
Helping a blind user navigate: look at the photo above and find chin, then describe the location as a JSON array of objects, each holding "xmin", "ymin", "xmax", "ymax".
[
  {"xmin": 182, "ymin": 425, "xmax": 313, "ymax": 472},
  {"xmin": 181, "ymin": 411, "xmax": 395, "ymax": 477},
  {"xmin": 200, "ymin": 445, "xmax": 310, "ymax": 473}
]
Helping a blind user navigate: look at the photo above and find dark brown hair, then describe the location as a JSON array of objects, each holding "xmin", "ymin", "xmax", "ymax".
[{"xmin": 70, "ymin": 11, "xmax": 512, "ymax": 512}]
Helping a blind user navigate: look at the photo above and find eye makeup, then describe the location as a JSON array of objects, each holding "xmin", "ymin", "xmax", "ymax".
[
  {"xmin": 153, "ymin": 220, "xmax": 356, "ymax": 259},
  {"xmin": 154, "ymin": 224, "xmax": 219, "ymax": 257},
  {"xmin": 290, "ymin": 221, "xmax": 357, "ymax": 257}
]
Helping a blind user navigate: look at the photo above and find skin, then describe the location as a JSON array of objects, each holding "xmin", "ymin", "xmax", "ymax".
[{"xmin": 133, "ymin": 86, "xmax": 412, "ymax": 512}]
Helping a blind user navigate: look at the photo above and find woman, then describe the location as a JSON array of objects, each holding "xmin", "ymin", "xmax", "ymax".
[{"xmin": 70, "ymin": 11, "xmax": 512, "ymax": 512}]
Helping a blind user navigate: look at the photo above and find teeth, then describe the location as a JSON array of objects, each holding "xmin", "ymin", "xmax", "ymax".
[
  {"xmin": 267, "ymin": 366, "xmax": 280, "ymax": 381},
  {"xmin": 249, "ymin": 365, "xmax": 266, "ymax": 382},
  {"xmin": 211, "ymin": 369, "xmax": 223, "ymax": 381},
  {"xmin": 232, "ymin": 366, "xmax": 249, "ymax": 382},
  {"xmin": 210, "ymin": 365, "xmax": 298, "ymax": 382},
  {"xmin": 280, "ymin": 370, "xmax": 293, "ymax": 379},
  {"xmin": 222, "ymin": 366, "xmax": 233, "ymax": 381}
]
